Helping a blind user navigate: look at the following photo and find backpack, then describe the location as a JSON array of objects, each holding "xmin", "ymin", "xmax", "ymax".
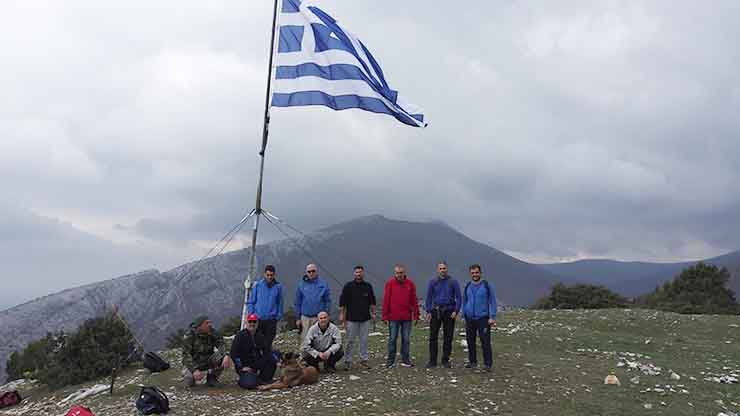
[
  {"xmin": 136, "ymin": 386, "xmax": 170, "ymax": 415},
  {"xmin": 65, "ymin": 405, "xmax": 95, "ymax": 416},
  {"xmin": 0, "ymin": 391, "xmax": 22, "ymax": 409},
  {"xmin": 143, "ymin": 352, "xmax": 170, "ymax": 373}
]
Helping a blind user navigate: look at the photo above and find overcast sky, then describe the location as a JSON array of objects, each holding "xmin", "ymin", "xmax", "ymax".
[{"xmin": 2, "ymin": 0, "xmax": 739, "ymax": 309}]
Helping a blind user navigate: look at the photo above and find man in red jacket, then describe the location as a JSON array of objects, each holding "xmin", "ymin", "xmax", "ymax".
[{"xmin": 382, "ymin": 264, "xmax": 420, "ymax": 368}]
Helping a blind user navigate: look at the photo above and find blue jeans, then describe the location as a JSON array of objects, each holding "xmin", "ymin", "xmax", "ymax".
[{"xmin": 387, "ymin": 320, "xmax": 411, "ymax": 365}]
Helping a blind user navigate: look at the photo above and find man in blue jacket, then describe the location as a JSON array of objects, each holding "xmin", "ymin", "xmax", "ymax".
[
  {"xmin": 462, "ymin": 264, "xmax": 497, "ymax": 371},
  {"xmin": 294, "ymin": 263, "xmax": 332, "ymax": 341},
  {"xmin": 425, "ymin": 261, "xmax": 462, "ymax": 368},
  {"xmin": 247, "ymin": 264, "xmax": 284, "ymax": 352}
]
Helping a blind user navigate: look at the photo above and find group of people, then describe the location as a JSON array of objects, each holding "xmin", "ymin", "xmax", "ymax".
[{"xmin": 180, "ymin": 262, "xmax": 497, "ymax": 389}]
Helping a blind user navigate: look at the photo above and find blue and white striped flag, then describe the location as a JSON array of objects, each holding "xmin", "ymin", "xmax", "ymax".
[{"xmin": 271, "ymin": 0, "xmax": 427, "ymax": 127}]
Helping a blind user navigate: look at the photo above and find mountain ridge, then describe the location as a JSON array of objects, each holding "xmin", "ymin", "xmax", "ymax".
[{"xmin": 0, "ymin": 215, "xmax": 552, "ymax": 382}]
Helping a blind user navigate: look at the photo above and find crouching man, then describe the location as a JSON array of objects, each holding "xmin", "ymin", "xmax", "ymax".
[
  {"xmin": 182, "ymin": 315, "xmax": 233, "ymax": 387},
  {"xmin": 302, "ymin": 311, "xmax": 343, "ymax": 373},
  {"xmin": 230, "ymin": 313, "xmax": 277, "ymax": 389}
]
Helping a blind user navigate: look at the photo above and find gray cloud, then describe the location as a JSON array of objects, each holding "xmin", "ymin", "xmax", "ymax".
[{"xmin": 2, "ymin": 0, "xmax": 740, "ymax": 307}]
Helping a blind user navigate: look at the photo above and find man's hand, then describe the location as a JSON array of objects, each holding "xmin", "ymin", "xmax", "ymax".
[
  {"xmin": 370, "ymin": 312, "xmax": 377, "ymax": 321},
  {"xmin": 450, "ymin": 311, "xmax": 457, "ymax": 320},
  {"xmin": 222, "ymin": 355, "xmax": 233, "ymax": 369},
  {"xmin": 338, "ymin": 315, "xmax": 345, "ymax": 329},
  {"xmin": 192, "ymin": 370, "xmax": 205, "ymax": 381},
  {"xmin": 318, "ymin": 351, "xmax": 330, "ymax": 361},
  {"xmin": 426, "ymin": 314, "xmax": 431, "ymax": 322},
  {"xmin": 295, "ymin": 320, "xmax": 302, "ymax": 330},
  {"xmin": 488, "ymin": 318, "xmax": 496, "ymax": 327}
]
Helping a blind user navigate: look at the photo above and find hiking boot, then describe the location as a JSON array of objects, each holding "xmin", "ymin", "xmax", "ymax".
[
  {"xmin": 442, "ymin": 361, "xmax": 452, "ymax": 369},
  {"xmin": 399, "ymin": 361, "xmax": 414, "ymax": 368},
  {"xmin": 359, "ymin": 360, "xmax": 372, "ymax": 370},
  {"xmin": 386, "ymin": 362, "xmax": 396, "ymax": 369},
  {"xmin": 464, "ymin": 362, "xmax": 478, "ymax": 369},
  {"xmin": 206, "ymin": 374, "xmax": 219, "ymax": 387},
  {"xmin": 343, "ymin": 362, "xmax": 352, "ymax": 371},
  {"xmin": 324, "ymin": 365, "xmax": 337, "ymax": 374},
  {"xmin": 483, "ymin": 366, "xmax": 492, "ymax": 372},
  {"xmin": 425, "ymin": 362, "xmax": 437, "ymax": 369}
]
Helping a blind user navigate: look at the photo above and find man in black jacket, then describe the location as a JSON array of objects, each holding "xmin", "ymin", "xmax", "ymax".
[{"xmin": 230, "ymin": 313, "xmax": 277, "ymax": 389}]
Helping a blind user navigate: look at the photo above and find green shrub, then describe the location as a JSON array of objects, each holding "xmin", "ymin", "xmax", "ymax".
[
  {"xmin": 533, "ymin": 282, "xmax": 629, "ymax": 309},
  {"xmin": 33, "ymin": 312, "xmax": 139, "ymax": 389},
  {"xmin": 638, "ymin": 262, "xmax": 739, "ymax": 314}
]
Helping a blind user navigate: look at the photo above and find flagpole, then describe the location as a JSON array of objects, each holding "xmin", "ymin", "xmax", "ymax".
[{"xmin": 241, "ymin": 0, "xmax": 280, "ymax": 330}]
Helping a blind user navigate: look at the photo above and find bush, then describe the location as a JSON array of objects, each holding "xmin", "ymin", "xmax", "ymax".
[
  {"xmin": 27, "ymin": 312, "xmax": 140, "ymax": 389},
  {"xmin": 638, "ymin": 262, "xmax": 739, "ymax": 314},
  {"xmin": 533, "ymin": 282, "xmax": 629, "ymax": 309},
  {"xmin": 165, "ymin": 328, "xmax": 187, "ymax": 350},
  {"xmin": 219, "ymin": 316, "xmax": 241, "ymax": 337},
  {"xmin": 4, "ymin": 332, "xmax": 62, "ymax": 382}
]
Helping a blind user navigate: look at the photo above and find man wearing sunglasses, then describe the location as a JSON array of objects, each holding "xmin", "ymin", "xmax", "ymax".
[
  {"xmin": 231, "ymin": 313, "xmax": 277, "ymax": 389},
  {"xmin": 294, "ymin": 263, "xmax": 332, "ymax": 341}
]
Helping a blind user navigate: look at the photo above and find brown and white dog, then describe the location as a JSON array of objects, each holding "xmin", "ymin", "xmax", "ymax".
[{"xmin": 258, "ymin": 352, "xmax": 319, "ymax": 391}]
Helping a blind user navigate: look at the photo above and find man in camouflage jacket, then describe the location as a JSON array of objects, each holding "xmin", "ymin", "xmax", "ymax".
[{"xmin": 181, "ymin": 315, "xmax": 233, "ymax": 386}]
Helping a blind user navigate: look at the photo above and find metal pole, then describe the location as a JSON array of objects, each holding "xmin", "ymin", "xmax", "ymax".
[{"xmin": 241, "ymin": 0, "xmax": 280, "ymax": 330}]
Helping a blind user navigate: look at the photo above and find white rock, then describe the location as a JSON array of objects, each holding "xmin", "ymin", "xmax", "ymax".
[
  {"xmin": 604, "ymin": 375, "xmax": 621, "ymax": 386},
  {"xmin": 670, "ymin": 372, "xmax": 681, "ymax": 381},
  {"xmin": 349, "ymin": 375, "xmax": 361, "ymax": 381}
]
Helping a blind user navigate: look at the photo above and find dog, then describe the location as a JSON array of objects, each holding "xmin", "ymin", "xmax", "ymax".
[{"xmin": 258, "ymin": 352, "xmax": 319, "ymax": 391}]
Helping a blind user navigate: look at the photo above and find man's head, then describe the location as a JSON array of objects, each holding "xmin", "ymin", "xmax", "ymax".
[
  {"xmin": 469, "ymin": 264, "xmax": 482, "ymax": 282},
  {"xmin": 193, "ymin": 315, "xmax": 213, "ymax": 334},
  {"xmin": 305, "ymin": 264, "xmax": 318, "ymax": 280},
  {"xmin": 437, "ymin": 261, "xmax": 449, "ymax": 278},
  {"xmin": 245, "ymin": 313, "xmax": 259, "ymax": 333},
  {"xmin": 394, "ymin": 264, "xmax": 406, "ymax": 282},
  {"xmin": 264, "ymin": 264, "xmax": 276, "ymax": 283},
  {"xmin": 317, "ymin": 311, "xmax": 330, "ymax": 329},
  {"xmin": 353, "ymin": 265, "xmax": 365, "ymax": 281}
]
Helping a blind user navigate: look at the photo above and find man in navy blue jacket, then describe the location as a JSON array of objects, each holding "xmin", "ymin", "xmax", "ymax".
[
  {"xmin": 294, "ymin": 263, "xmax": 332, "ymax": 341},
  {"xmin": 425, "ymin": 261, "xmax": 462, "ymax": 368},
  {"xmin": 230, "ymin": 313, "xmax": 277, "ymax": 389},
  {"xmin": 247, "ymin": 264, "xmax": 284, "ymax": 352},
  {"xmin": 462, "ymin": 264, "xmax": 497, "ymax": 371}
]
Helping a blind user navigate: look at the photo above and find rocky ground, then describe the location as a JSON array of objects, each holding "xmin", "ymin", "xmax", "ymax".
[{"xmin": 1, "ymin": 309, "xmax": 738, "ymax": 415}]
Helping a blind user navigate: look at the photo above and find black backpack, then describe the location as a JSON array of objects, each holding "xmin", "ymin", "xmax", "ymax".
[
  {"xmin": 143, "ymin": 352, "xmax": 170, "ymax": 373},
  {"xmin": 136, "ymin": 386, "xmax": 169, "ymax": 415},
  {"xmin": 0, "ymin": 391, "xmax": 22, "ymax": 409}
]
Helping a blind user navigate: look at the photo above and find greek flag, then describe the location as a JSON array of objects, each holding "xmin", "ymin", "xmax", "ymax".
[{"xmin": 272, "ymin": 0, "xmax": 427, "ymax": 127}]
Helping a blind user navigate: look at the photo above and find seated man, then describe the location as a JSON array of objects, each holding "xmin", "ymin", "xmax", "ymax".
[
  {"xmin": 301, "ymin": 311, "xmax": 343, "ymax": 373},
  {"xmin": 230, "ymin": 313, "xmax": 277, "ymax": 389},
  {"xmin": 181, "ymin": 315, "xmax": 233, "ymax": 387}
]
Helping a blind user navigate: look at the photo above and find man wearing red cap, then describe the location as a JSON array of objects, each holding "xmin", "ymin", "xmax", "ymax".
[{"xmin": 230, "ymin": 313, "xmax": 277, "ymax": 389}]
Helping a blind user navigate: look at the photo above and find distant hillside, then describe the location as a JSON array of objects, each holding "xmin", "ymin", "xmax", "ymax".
[
  {"xmin": 0, "ymin": 215, "xmax": 554, "ymax": 382},
  {"xmin": 542, "ymin": 251, "xmax": 740, "ymax": 297}
]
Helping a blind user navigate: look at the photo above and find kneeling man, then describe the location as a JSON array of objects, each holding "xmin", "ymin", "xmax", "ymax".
[
  {"xmin": 302, "ymin": 311, "xmax": 343, "ymax": 373},
  {"xmin": 230, "ymin": 313, "xmax": 277, "ymax": 389}
]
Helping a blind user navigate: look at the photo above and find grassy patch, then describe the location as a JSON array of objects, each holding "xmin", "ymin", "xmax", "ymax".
[{"xmin": 3, "ymin": 309, "xmax": 739, "ymax": 415}]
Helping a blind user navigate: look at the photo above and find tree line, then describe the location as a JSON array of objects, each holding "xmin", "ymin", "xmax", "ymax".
[{"xmin": 533, "ymin": 262, "xmax": 739, "ymax": 314}]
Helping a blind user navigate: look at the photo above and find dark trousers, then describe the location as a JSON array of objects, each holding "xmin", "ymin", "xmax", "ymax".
[
  {"xmin": 465, "ymin": 317, "xmax": 493, "ymax": 367},
  {"xmin": 429, "ymin": 309, "xmax": 455, "ymax": 364},
  {"xmin": 257, "ymin": 319, "xmax": 278, "ymax": 352},
  {"xmin": 303, "ymin": 348, "xmax": 344, "ymax": 370},
  {"xmin": 237, "ymin": 357, "xmax": 277, "ymax": 389}
]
